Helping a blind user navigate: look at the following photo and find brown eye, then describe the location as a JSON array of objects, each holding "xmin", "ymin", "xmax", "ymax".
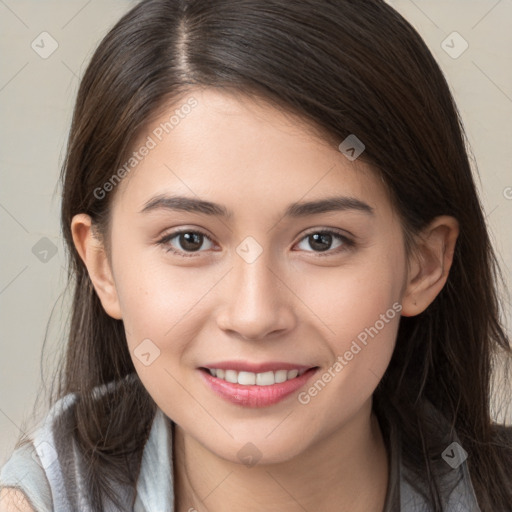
[
  {"xmin": 295, "ymin": 230, "xmax": 354, "ymax": 255},
  {"xmin": 158, "ymin": 229, "xmax": 214, "ymax": 257},
  {"xmin": 176, "ymin": 232, "xmax": 204, "ymax": 252}
]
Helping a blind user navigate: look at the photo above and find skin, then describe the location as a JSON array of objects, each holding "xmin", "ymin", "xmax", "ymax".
[{"xmin": 70, "ymin": 87, "xmax": 459, "ymax": 512}]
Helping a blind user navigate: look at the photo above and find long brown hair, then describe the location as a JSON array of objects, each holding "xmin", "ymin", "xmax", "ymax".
[{"xmin": 31, "ymin": 0, "xmax": 512, "ymax": 509}]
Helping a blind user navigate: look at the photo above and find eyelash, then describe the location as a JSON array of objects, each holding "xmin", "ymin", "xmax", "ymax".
[{"xmin": 157, "ymin": 228, "xmax": 355, "ymax": 259}]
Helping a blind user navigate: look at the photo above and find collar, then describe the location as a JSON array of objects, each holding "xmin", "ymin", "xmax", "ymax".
[{"xmin": 134, "ymin": 404, "xmax": 481, "ymax": 512}]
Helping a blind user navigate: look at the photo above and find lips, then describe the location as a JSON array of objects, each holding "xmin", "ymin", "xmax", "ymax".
[
  {"xmin": 197, "ymin": 361, "xmax": 319, "ymax": 408},
  {"xmin": 199, "ymin": 360, "xmax": 314, "ymax": 373}
]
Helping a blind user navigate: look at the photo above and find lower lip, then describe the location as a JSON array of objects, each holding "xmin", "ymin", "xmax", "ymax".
[{"xmin": 198, "ymin": 367, "xmax": 319, "ymax": 408}]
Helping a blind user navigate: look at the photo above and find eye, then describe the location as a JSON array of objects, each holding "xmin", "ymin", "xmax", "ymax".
[
  {"xmin": 157, "ymin": 229, "xmax": 215, "ymax": 257},
  {"xmin": 295, "ymin": 229, "xmax": 354, "ymax": 256},
  {"xmin": 157, "ymin": 227, "xmax": 355, "ymax": 258}
]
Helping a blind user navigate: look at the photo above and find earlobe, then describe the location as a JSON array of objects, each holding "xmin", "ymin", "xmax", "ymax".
[
  {"xmin": 70, "ymin": 214, "xmax": 123, "ymax": 320},
  {"xmin": 401, "ymin": 216, "xmax": 459, "ymax": 317}
]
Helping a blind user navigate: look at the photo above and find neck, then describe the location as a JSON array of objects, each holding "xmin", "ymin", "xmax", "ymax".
[{"xmin": 172, "ymin": 400, "xmax": 389, "ymax": 512}]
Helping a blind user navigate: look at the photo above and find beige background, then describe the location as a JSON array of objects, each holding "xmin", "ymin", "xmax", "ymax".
[{"xmin": 1, "ymin": 0, "xmax": 511, "ymax": 467}]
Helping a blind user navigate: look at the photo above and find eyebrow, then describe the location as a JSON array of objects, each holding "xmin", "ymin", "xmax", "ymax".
[{"xmin": 139, "ymin": 194, "xmax": 374, "ymax": 218}]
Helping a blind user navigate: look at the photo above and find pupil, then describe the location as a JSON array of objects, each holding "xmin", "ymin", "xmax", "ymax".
[
  {"xmin": 181, "ymin": 232, "xmax": 202, "ymax": 251},
  {"xmin": 310, "ymin": 233, "xmax": 331, "ymax": 252}
]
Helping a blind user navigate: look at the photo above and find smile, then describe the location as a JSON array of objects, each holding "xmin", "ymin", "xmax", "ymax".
[
  {"xmin": 198, "ymin": 367, "xmax": 319, "ymax": 408},
  {"xmin": 203, "ymin": 368, "xmax": 309, "ymax": 385}
]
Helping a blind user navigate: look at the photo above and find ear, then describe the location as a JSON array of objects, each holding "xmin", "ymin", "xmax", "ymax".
[
  {"xmin": 401, "ymin": 215, "xmax": 459, "ymax": 317},
  {"xmin": 70, "ymin": 213, "xmax": 123, "ymax": 320}
]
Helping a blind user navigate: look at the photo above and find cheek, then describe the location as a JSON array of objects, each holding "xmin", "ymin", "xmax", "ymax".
[
  {"xmin": 112, "ymin": 256, "xmax": 215, "ymax": 410},
  {"xmin": 113, "ymin": 247, "xmax": 230, "ymax": 357},
  {"xmin": 116, "ymin": 265, "xmax": 196, "ymax": 339},
  {"xmin": 297, "ymin": 242, "xmax": 405, "ymax": 341},
  {"xmin": 292, "ymin": 244, "xmax": 404, "ymax": 401},
  {"xmin": 291, "ymin": 276, "xmax": 402, "ymax": 440},
  {"xmin": 303, "ymin": 270, "xmax": 400, "ymax": 374}
]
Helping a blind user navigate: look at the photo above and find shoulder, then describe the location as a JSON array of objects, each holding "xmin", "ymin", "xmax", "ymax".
[
  {"xmin": 0, "ymin": 487, "xmax": 35, "ymax": 512},
  {"xmin": 0, "ymin": 379, "xmax": 122, "ymax": 512},
  {"xmin": 0, "ymin": 440, "xmax": 51, "ymax": 512},
  {"xmin": 1, "ymin": 375, "xmax": 145, "ymax": 512}
]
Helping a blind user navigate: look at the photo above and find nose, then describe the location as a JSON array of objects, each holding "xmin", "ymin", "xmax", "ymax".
[{"xmin": 216, "ymin": 247, "xmax": 296, "ymax": 341}]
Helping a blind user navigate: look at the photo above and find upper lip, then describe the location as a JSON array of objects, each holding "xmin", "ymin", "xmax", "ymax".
[{"xmin": 200, "ymin": 361, "xmax": 317, "ymax": 373}]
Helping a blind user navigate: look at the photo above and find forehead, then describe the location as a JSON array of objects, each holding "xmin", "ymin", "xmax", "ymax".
[{"xmin": 111, "ymin": 88, "xmax": 392, "ymax": 220}]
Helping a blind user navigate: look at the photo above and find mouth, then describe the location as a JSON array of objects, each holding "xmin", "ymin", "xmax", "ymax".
[
  {"xmin": 197, "ymin": 365, "xmax": 320, "ymax": 408},
  {"xmin": 198, "ymin": 366, "xmax": 314, "ymax": 386}
]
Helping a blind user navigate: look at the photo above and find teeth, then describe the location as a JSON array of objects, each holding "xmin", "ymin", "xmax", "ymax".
[{"xmin": 207, "ymin": 368, "xmax": 307, "ymax": 385}]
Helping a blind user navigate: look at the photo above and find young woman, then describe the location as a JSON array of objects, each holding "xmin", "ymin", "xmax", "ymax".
[{"xmin": 1, "ymin": 0, "xmax": 511, "ymax": 511}]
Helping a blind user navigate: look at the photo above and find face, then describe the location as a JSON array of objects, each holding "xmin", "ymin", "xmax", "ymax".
[{"xmin": 101, "ymin": 88, "xmax": 410, "ymax": 464}]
